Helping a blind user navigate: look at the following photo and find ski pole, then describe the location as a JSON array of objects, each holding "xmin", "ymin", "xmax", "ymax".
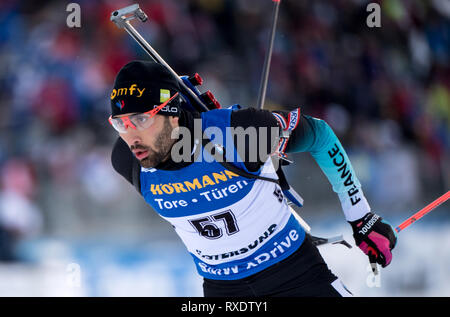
[
  {"xmin": 254, "ymin": 1, "xmax": 345, "ymax": 246},
  {"xmin": 395, "ymin": 190, "xmax": 450, "ymax": 233},
  {"xmin": 256, "ymin": 0, "xmax": 281, "ymax": 110},
  {"xmin": 310, "ymin": 234, "xmax": 352, "ymax": 249},
  {"xmin": 368, "ymin": 191, "xmax": 450, "ymax": 275}
]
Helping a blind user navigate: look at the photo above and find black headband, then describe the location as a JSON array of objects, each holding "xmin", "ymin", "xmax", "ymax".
[{"xmin": 110, "ymin": 60, "xmax": 181, "ymax": 117}]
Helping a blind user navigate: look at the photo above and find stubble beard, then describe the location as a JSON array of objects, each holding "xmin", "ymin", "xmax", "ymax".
[{"xmin": 137, "ymin": 117, "xmax": 177, "ymax": 168}]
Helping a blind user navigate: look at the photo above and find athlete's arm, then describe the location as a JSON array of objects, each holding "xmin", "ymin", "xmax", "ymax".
[
  {"xmin": 272, "ymin": 109, "xmax": 370, "ymax": 221},
  {"xmin": 273, "ymin": 108, "xmax": 397, "ymax": 267}
]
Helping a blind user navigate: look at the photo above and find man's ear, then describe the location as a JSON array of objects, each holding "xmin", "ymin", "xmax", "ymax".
[
  {"xmin": 169, "ymin": 115, "xmax": 179, "ymax": 127},
  {"xmin": 169, "ymin": 116, "xmax": 181, "ymax": 139}
]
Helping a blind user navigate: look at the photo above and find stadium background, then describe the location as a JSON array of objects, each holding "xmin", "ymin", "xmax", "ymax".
[{"xmin": 0, "ymin": 0, "xmax": 448, "ymax": 296}]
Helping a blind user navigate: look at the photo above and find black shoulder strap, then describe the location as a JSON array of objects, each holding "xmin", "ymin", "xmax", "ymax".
[
  {"xmin": 131, "ymin": 137, "xmax": 291, "ymax": 195},
  {"xmin": 201, "ymin": 138, "xmax": 282, "ymax": 185},
  {"xmin": 131, "ymin": 157, "xmax": 142, "ymax": 195},
  {"xmin": 273, "ymin": 165, "xmax": 290, "ymax": 191}
]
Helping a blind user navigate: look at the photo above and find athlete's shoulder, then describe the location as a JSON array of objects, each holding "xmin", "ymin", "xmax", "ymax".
[{"xmin": 230, "ymin": 107, "xmax": 278, "ymax": 129}]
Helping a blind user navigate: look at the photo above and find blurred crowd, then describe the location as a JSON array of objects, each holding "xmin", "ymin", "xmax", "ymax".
[{"xmin": 0, "ymin": 0, "xmax": 448, "ymax": 259}]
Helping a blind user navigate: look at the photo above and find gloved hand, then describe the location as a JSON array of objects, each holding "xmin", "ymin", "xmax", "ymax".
[{"xmin": 349, "ymin": 212, "xmax": 397, "ymax": 268}]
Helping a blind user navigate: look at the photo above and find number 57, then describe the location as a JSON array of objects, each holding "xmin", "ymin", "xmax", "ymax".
[{"xmin": 189, "ymin": 210, "xmax": 239, "ymax": 240}]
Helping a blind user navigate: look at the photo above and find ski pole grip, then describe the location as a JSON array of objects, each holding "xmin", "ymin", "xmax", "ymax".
[{"xmin": 368, "ymin": 249, "xmax": 379, "ymax": 275}]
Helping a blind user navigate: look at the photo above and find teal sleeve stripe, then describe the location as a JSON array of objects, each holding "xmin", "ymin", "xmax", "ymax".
[{"xmin": 289, "ymin": 115, "xmax": 362, "ymax": 194}]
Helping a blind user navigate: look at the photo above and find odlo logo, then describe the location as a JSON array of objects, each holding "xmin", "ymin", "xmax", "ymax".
[{"xmin": 155, "ymin": 105, "xmax": 178, "ymax": 113}]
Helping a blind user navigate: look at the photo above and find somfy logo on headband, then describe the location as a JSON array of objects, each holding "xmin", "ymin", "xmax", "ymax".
[{"xmin": 110, "ymin": 84, "xmax": 146, "ymax": 100}]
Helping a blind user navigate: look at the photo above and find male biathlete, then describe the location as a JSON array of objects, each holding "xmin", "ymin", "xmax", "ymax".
[{"xmin": 109, "ymin": 60, "xmax": 397, "ymax": 297}]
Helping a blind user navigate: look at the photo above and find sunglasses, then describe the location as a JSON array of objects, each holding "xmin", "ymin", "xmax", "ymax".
[{"xmin": 108, "ymin": 92, "xmax": 179, "ymax": 133}]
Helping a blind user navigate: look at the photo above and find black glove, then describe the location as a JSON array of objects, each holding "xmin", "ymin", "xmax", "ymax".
[{"xmin": 349, "ymin": 212, "xmax": 397, "ymax": 268}]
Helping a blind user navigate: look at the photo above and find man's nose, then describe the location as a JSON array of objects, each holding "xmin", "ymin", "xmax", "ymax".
[
  {"xmin": 129, "ymin": 133, "xmax": 143, "ymax": 146},
  {"xmin": 121, "ymin": 128, "xmax": 142, "ymax": 145}
]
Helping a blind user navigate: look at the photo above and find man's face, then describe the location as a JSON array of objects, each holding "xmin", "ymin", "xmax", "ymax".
[{"xmin": 118, "ymin": 114, "xmax": 179, "ymax": 168}]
